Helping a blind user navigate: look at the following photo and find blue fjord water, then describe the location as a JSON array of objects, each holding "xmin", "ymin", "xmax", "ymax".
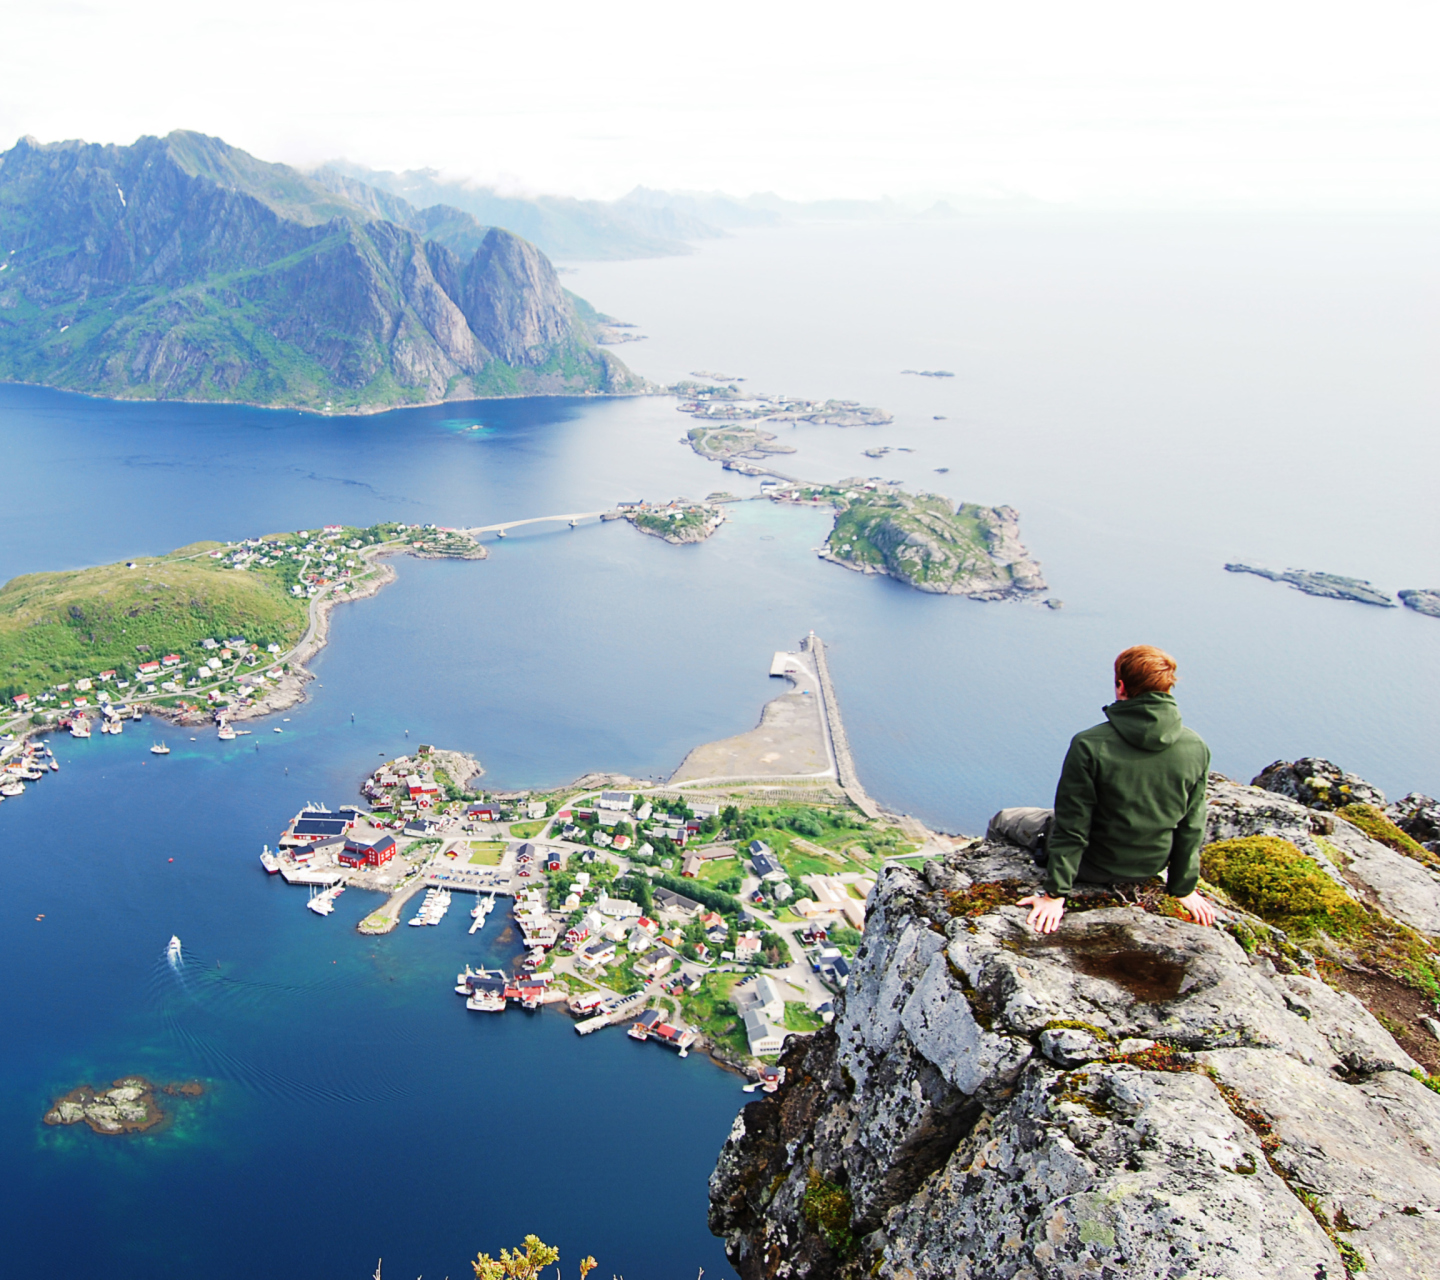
[{"xmin": 2, "ymin": 215, "xmax": 1438, "ymax": 1279}]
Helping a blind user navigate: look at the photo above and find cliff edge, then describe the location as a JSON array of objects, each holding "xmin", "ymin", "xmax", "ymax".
[{"xmin": 710, "ymin": 767, "xmax": 1440, "ymax": 1279}]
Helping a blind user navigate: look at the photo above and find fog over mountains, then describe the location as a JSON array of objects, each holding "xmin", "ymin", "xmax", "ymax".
[{"xmin": 316, "ymin": 161, "xmax": 970, "ymax": 262}]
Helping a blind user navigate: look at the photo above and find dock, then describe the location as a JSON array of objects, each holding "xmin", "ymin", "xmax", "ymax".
[{"xmin": 573, "ymin": 992, "xmax": 648, "ymax": 1035}]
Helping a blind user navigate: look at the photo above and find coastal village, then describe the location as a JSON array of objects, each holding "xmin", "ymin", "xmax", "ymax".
[
  {"xmin": 249, "ymin": 636, "xmax": 953, "ymax": 1079},
  {"xmin": 261, "ymin": 752, "xmax": 936, "ymax": 1076}
]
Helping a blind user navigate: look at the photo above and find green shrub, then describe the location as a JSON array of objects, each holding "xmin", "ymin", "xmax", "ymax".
[
  {"xmin": 802, "ymin": 1170, "xmax": 854, "ymax": 1256},
  {"xmin": 1337, "ymin": 803, "xmax": 1437, "ymax": 867},
  {"xmin": 1200, "ymin": 837, "xmax": 1365, "ymax": 938}
]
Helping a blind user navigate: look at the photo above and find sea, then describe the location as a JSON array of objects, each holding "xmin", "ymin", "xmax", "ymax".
[{"xmin": 1, "ymin": 212, "xmax": 1437, "ymax": 1279}]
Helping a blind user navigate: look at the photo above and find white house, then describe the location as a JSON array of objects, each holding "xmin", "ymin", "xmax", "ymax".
[
  {"xmin": 743, "ymin": 1009, "xmax": 786, "ymax": 1056},
  {"xmin": 597, "ymin": 790, "xmax": 635, "ymax": 811}
]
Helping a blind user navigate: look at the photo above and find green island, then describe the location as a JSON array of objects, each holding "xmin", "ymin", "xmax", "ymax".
[
  {"xmin": 0, "ymin": 521, "xmax": 481, "ymax": 717},
  {"xmin": 774, "ymin": 479, "xmax": 1050, "ymax": 601}
]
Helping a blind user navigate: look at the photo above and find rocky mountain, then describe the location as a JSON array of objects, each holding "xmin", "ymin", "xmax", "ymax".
[
  {"xmin": 711, "ymin": 761, "xmax": 1440, "ymax": 1279},
  {"xmin": 0, "ymin": 131, "xmax": 641, "ymax": 411}
]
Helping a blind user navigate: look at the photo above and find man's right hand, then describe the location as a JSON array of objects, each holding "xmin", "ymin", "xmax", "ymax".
[{"xmin": 1017, "ymin": 893, "xmax": 1067, "ymax": 933}]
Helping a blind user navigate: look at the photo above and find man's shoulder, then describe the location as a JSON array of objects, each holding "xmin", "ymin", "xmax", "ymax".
[{"xmin": 1070, "ymin": 721, "xmax": 1115, "ymax": 748}]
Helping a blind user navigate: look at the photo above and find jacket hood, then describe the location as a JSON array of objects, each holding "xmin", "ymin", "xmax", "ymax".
[{"xmin": 1104, "ymin": 691, "xmax": 1185, "ymax": 751}]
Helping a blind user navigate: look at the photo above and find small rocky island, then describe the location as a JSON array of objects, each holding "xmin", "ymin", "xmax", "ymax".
[
  {"xmin": 45, "ymin": 1077, "xmax": 202, "ymax": 1134},
  {"xmin": 622, "ymin": 500, "xmax": 727, "ymax": 544},
  {"xmin": 1225, "ymin": 563, "xmax": 1395, "ymax": 607},
  {"xmin": 686, "ymin": 424, "xmax": 798, "ymax": 465},
  {"xmin": 1400, "ymin": 589, "xmax": 1440, "ymax": 619},
  {"xmin": 799, "ymin": 480, "xmax": 1048, "ymax": 600}
]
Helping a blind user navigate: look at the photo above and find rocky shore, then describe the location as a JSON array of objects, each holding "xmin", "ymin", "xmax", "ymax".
[
  {"xmin": 1225, "ymin": 563, "xmax": 1396, "ymax": 607},
  {"xmin": 1401, "ymin": 589, "xmax": 1440, "ymax": 619},
  {"xmin": 45, "ymin": 1077, "xmax": 202, "ymax": 1135},
  {"xmin": 709, "ymin": 758, "xmax": 1440, "ymax": 1279}
]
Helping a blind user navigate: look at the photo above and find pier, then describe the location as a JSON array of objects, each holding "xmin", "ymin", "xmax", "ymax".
[{"xmin": 805, "ymin": 632, "xmax": 881, "ymax": 819}]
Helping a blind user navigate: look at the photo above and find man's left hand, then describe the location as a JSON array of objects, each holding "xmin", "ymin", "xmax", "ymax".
[{"xmin": 1175, "ymin": 890, "xmax": 1216, "ymax": 926}]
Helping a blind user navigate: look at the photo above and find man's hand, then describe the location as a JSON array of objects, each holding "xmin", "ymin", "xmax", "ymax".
[
  {"xmin": 1017, "ymin": 893, "xmax": 1066, "ymax": 933},
  {"xmin": 1175, "ymin": 890, "xmax": 1216, "ymax": 926}
]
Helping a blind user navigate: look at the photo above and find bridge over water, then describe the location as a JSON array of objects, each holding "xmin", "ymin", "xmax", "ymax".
[{"xmin": 462, "ymin": 510, "xmax": 613, "ymax": 538}]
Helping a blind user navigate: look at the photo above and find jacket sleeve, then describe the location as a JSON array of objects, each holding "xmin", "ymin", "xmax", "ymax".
[
  {"xmin": 1045, "ymin": 737, "xmax": 1096, "ymax": 897},
  {"xmin": 1165, "ymin": 751, "xmax": 1211, "ymax": 897}
]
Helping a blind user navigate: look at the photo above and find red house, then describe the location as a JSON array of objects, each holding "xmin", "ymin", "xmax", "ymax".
[{"xmin": 338, "ymin": 835, "xmax": 397, "ymax": 868}]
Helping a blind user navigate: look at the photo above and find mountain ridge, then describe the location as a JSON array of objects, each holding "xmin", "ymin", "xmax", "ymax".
[{"xmin": 0, "ymin": 130, "xmax": 641, "ymax": 412}]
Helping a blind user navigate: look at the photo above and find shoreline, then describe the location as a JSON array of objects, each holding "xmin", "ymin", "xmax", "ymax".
[{"xmin": 0, "ymin": 377, "xmax": 656, "ymax": 419}]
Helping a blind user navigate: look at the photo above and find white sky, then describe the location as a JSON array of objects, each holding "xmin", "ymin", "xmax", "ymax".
[{"xmin": 0, "ymin": 0, "xmax": 1436, "ymax": 207}]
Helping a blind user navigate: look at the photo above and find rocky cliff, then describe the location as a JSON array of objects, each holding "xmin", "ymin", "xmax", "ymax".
[
  {"xmin": 0, "ymin": 131, "xmax": 641, "ymax": 410},
  {"xmin": 710, "ymin": 763, "xmax": 1440, "ymax": 1279}
]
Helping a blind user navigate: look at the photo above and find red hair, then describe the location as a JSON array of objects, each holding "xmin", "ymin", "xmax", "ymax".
[{"xmin": 1115, "ymin": 645, "xmax": 1178, "ymax": 695}]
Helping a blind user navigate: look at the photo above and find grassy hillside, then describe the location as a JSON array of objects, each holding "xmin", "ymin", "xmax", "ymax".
[{"xmin": 0, "ymin": 523, "xmax": 410, "ymax": 705}]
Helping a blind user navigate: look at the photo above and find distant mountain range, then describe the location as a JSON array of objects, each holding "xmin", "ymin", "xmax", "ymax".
[
  {"xmin": 0, "ymin": 131, "xmax": 643, "ymax": 412},
  {"xmin": 316, "ymin": 162, "xmax": 973, "ymax": 262}
]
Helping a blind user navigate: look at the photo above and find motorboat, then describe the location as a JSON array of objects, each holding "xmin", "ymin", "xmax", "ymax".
[
  {"xmin": 131, "ymin": 706, "xmax": 143, "ymax": 721},
  {"xmin": 259, "ymin": 844, "xmax": 280, "ymax": 874},
  {"xmin": 49, "ymin": 759, "xmax": 59, "ymax": 771},
  {"xmin": 217, "ymin": 721, "xmax": 236, "ymax": 741},
  {"xmin": 166, "ymin": 936, "xmax": 182, "ymax": 965},
  {"xmin": 150, "ymin": 741, "xmax": 170, "ymax": 755},
  {"xmin": 0, "ymin": 780, "xmax": 23, "ymax": 797},
  {"xmin": 69, "ymin": 716, "xmax": 91, "ymax": 739}
]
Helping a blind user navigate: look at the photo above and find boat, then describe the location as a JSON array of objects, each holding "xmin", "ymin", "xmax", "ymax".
[
  {"xmin": 166, "ymin": 935, "xmax": 182, "ymax": 965},
  {"xmin": 49, "ymin": 759, "xmax": 59, "ymax": 771},
  {"xmin": 131, "ymin": 706, "xmax": 143, "ymax": 721},
  {"xmin": 259, "ymin": 844, "xmax": 280, "ymax": 874},
  {"xmin": 150, "ymin": 741, "xmax": 170, "ymax": 755},
  {"xmin": 69, "ymin": 716, "xmax": 91, "ymax": 739},
  {"xmin": 217, "ymin": 721, "xmax": 236, "ymax": 741},
  {"xmin": 307, "ymin": 884, "xmax": 344, "ymax": 916},
  {"xmin": 465, "ymin": 990, "xmax": 507, "ymax": 1012},
  {"xmin": 0, "ymin": 781, "xmax": 23, "ymax": 797}
]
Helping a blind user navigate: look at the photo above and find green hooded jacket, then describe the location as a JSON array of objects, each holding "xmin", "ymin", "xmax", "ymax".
[{"xmin": 1046, "ymin": 692, "xmax": 1210, "ymax": 898}]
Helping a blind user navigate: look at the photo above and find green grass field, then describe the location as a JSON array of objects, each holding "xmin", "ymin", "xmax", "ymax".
[
  {"xmin": 466, "ymin": 842, "xmax": 506, "ymax": 865},
  {"xmin": 509, "ymin": 820, "xmax": 547, "ymax": 839}
]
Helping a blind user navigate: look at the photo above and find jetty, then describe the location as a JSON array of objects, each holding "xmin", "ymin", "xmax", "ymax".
[{"xmin": 806, "ymin": 632, "xmax": 881, "ymax": 819}]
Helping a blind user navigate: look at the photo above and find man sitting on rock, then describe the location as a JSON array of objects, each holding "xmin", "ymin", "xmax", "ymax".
[{"xmin": 1004, "ymin": 644, "xmax": 1216, "ymax": 933}]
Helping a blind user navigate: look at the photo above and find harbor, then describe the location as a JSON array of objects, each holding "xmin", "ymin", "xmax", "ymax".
[{"xmin": 244, "ymin": 639, "xmax": 954, "ymax": 1075}]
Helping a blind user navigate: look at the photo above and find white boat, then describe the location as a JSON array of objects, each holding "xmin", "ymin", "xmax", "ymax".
[
  {"xmin": 69, "ymin": 716, "xmax": 91, "ymax": 739},
  {"xmin": 217, "ymin": 721, "xmax": 236, "ymax": 741},
  {"xmin": 166, "ymin": 936, "xmax": 182, "ymax": 965},
  {"xmin": 307, "ymin": 884, "xmax": 344, "ymax": 916},
  {"xmin": 0, "ymin": 780, "xmax": 23, "ymax": 797},
  {"xmin": 259, "ymin": 844, "xmax": 280, "ymax": 874},
  {"xmin": 466, "ymin": 990, "xmax": 507, "ymax": 1012},
  {"xmin": 150, "ymin": 741, "xmax": 170, "ymax": 755},
  {"xmin": 49, "ymin": 759, "xmax": 59, "ymax": 771},
  {"xmin": 131, "ymin": 707, "xmax": 143, "ymax": 721}
]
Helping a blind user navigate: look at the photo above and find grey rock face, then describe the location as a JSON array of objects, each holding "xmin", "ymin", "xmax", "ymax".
[
  {"xmin": 710, "ymin": 794, "xmax": 1440, "ymax": 1280},
  {"xmin": 1392, "ymin": 793, "xmax": 1440, "ymax": 854},
  {"xmin": 1251, "ymin": 756, "xmax": 1389, "ymax": 810},
  {"xmin": 1400, "ymin": 589, "xmax": 1440, "ymax": 619}
]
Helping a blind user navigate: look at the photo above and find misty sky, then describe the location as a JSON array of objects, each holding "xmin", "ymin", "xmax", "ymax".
[{"xmin": 1, "ymin": 0, "xmax": 1435, "ymax": 207}]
